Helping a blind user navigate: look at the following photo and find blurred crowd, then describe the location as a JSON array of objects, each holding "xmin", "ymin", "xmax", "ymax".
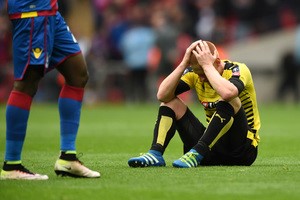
[
  {"xmin": 0, "ymin": 3, "xmax": 13, "ymax": 103},
  {"xmin": 1, "ymin": 0, "xmax": 300, "ymax": 103}
]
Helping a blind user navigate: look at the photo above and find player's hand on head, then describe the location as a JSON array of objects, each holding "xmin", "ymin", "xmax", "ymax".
[
  {"xmin": 180, "ymin": 40, "xmax": 201, "ymax": 68},
  {"xmin": 192, "ymin": 40, "xmax": 217, "ymax": 68}
]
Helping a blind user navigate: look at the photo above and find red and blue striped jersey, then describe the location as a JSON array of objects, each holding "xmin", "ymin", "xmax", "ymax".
[{"xmin": 6, "ymin": 0, "xmax": 58, "ymax": 19}]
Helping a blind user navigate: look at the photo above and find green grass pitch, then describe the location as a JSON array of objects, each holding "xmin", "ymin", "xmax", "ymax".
[{"xmin": 0, "ymin": 102, "xmax": 300, "ymax": 200}]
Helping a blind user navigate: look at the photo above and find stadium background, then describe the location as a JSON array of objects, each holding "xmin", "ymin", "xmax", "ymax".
[{"xmin": 0, "ymin": 0, "xmax": 300, "ymax": 104}]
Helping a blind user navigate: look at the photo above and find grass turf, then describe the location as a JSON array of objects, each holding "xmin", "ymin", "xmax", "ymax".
[{"xmin": 0, "ymin": 103, "xmax": 300, "ymax": 200}]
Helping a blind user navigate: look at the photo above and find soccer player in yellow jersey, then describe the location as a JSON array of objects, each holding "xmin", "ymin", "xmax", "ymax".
[{"xmin": 128, "ymin": 40, "xmax": 261, "ymax": 168}]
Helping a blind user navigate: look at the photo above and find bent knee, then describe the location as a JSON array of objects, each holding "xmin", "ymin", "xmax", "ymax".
[
  {"xmin": 160, "ymin": 98, "xmax": 187, "ymax": 119},
  {"xmin": 223, "ymin": 97, "xmax": 241, "ymax": 114}
]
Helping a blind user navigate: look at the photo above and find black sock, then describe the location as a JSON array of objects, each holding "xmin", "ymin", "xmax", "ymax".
[
  {"xmin": 59, "ymin": 151, "xmax": 77, "ymax": 161},
  {"xmin": 193, "ymin": 101, "xmax": 235, "ymax": 156},
  {"xmin": 3, "ymin": 162, "xmax": 22, "ymax": 171},
  {"xmin": 150, "ymin": 106, "xmax": 176, "ymax": 154}
]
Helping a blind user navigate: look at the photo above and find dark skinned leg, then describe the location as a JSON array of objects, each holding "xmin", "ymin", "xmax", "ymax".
[
  {"xmin": 55, "ymin": 53, "xmax": 89, "ymax": 156},
  {"xmin": 4, "ymin": 66, "xmax": 43, "ymax": 164},
  {"xmin": 13, "ymin": 67, "xmax": 44, "ymax": 97},
  {"xmin": 56, "ymin": 53, "xmax": 89, "ymax": 88}
]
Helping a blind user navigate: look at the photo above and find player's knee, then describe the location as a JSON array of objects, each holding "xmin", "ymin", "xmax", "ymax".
[
  {"xmin": 65, "ymin": 70, "xmax": 89, "ymax": 88},
  {"xmin": 160, "ymin": 98, "xmax": 181, "ymax": 109},
  {"xmin": 223, "ymin": 97, "xmax": 241, "ymax": 114},
  {"xmin": 160, "ymin": 98, "xmax": 187, "ymax": 119},
  {"xmin": 13, "ymin": 81, "xmax": 39, "ymax": 97},
  {"xmin": 216, "ymin": 101, "xmax": 235, "ymax": 116}
]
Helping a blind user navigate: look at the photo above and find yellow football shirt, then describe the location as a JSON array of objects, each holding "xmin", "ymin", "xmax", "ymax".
[{"xmin": 181, "ymin": 60, "xmax": 261, "ymax": 146}]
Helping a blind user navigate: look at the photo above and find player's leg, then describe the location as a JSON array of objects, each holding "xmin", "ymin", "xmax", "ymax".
[
  {"xmin": 0, "ymin": 67, "xmax": 49, "ymax": 180},
  {"xmin": 200, "ymin": 104, "xmax": 258, "ymax": 166},
  {"xmin": 0, "ymin": 15, "xmax": 52, "ymax": 180},
  {"xmin": 176, "ymin": 108, "xmax": 206, "ymax": 154},
  {"xmin": 128, "ymin": 105, "xmax": 176, "ymax": 167},
  {"xmin": 54, "ymin": 53, "xmax": 99, "ymax": 178},
  {"xmin": 173, "ymin": 99, "xmax": 239, "ymax": 168},
  {"xmin": 56, "ymin": 53, "xmax": 88, "ymax": 152},
  {"xmin": 171, "ymin": 108, "xmax": 207, "ymax": 168},
  {"xmin": 52, "ymin": 12, "xmax": 99, "ymax": 178},
  {"xmin": 128, "ymin": 97, "xmax": 187, "ymax": 167},
  {"xmin": 216, "ymin": 106, "xmax": 257, "ymax": 166}
]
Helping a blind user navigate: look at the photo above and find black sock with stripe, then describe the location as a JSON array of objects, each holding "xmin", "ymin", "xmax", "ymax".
[
  {"xmin": 193, "ymin": 101, "xmax": 235, "ymax": 157},
  {"xmin": 150, "ymin": 106, "xmax": 177, "ymax": 154}
]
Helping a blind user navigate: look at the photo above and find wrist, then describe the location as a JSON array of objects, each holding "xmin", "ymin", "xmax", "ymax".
[
  {"xmin": 178, "ymin": 63, "xmax": 188, "ymax": 70},
  {"xmin": 202, "ymin": 64, "xmax": 213, "ymax": 70}
]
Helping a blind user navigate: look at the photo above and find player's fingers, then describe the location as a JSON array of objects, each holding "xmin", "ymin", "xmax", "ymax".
[
  {"xmin": 189, "ymin": 41, "xmax": 200, "ymax": 51},
  {"xmin": 195, "ymin": 45, "xmax": 201, "ymax": 53},
  {"xmin": 199, "ymin": 40, "xmax": 209, "ymax": 52},
  {"xmin": 192, "ymin": 49, "xmax": 198, "ymax": 56}
]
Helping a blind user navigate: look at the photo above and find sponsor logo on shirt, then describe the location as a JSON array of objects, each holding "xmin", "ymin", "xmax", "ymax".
[{"xmin": 33, "ymin": 48, "xmax": 43, "ymax": 59}]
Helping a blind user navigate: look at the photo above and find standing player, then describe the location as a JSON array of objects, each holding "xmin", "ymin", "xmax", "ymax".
[
  {"xmin": 128, "ymin": 40, "xmax": 261, "ymax": 168},
  {"xmin": 0, "ymin": 0, "xmax": 100, "ymax": 179}
]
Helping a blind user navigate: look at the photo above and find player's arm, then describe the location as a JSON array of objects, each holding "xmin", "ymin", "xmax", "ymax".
[
  {"xmin": 194, "ymin": 41, "xmax": 239, "ymax": 101},
  {"xmin": 156, "ymin": 63, "xmax": 186, "ymax": 103},
  {"xmin": 204, "ymin": 65, "xmax": 239, "ymax": 101},
  {"xmin": 157, "ymin": 41, "xmax": 199, "ymax": 103},
  {"xmin": 205, "ymin": 64, "xmax": 243, "ymax": 113},
  {"xmin": 175, "ymin": 80, "xmax": 191, "ymax": 96}
]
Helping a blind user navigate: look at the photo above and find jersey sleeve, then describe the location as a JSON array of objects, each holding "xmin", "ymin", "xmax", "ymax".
[
  {"xmin": 229, "ymin": 77, "xmax": 244, "ymax": 94},
  {"xmin": 180, "ymin": 67, "xmax": 198, "ymax": 89},
  {"xmin": 175, "ymin": 80, "xmax": 190, "ymax": 95},
  {"xmin": 227, "ymin": 63, "xmax": 248, "ymax": 94}
]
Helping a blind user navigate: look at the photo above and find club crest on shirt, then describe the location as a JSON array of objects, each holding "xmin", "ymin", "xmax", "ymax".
[
  {"xmin": 232, "ymin": 66, "xmax": 240, "ymax": 76},
  {"xmin": 183, "ymin": 67, "xmax": 193, "ymax": 76},
  {"xmin": 32, "ymin": 48, "xmax": 43, "ymax": 59}
]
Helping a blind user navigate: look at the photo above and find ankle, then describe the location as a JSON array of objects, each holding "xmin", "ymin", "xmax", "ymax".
[
  {"xmin": 190, "ymin": 149, "xmax": 204, "ymax": 162},
  {"xmin": 59, "ymin": 151, "xmax": 77, "ymax": 161},
  {"xmin": 3, "ymin": 161, "xmax": 23, "ymax": 171},
  {"xmin": 149, "ymin": 150, "xmax": 163, "ymax": 157}
]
